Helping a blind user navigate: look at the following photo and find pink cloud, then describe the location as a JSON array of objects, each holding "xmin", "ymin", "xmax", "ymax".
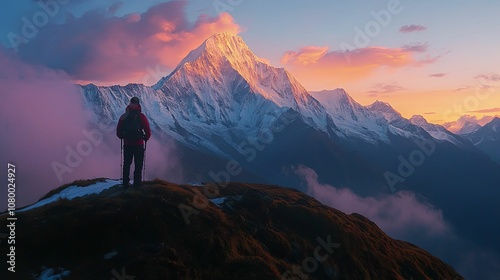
[
  {"xmin": 295, "ymin": 166, "xmax": 450, "ymax": 237},
  {"xmin": 0, "ymin": 48, "xmax": 95, "ymax": 209},
  {"xmin": 281, "ymin": 46, "xmax": 329, "ymax": 65},
  {"xmin": 400, "ymin": 24, "xmax": 427, "ymax": 33},
  {"xmin": 454, "ymin": 84, "xmax": 495, "ymax": 92},
  {"xmin": 470, "ymin": 108, "xmax": 500, "ymax": 114},
  {"xmin": 414, "ymin": 54, "xmax": 443, "ymax": 66},
  {"xmin": 280, "ymin": 44, "xmax": 439, "ymax": 86},
  {"xmin": 475, "ymin": 73, "xmax": 500, "ymax": 82},
  {"xmin": 16, "ymin": 1, "xmax": 242, "ymax": 85},
  {"xmin": 368, "ymin": 83, "xmax": 406, "ymax": 96},
  {"xmin": 402, "ymin": 43, "xmax": 428, "ymax": 53},
  {"xmin": 430, "ymin": 73, "xmax": 448, "ymax": 78},
  {"xmin": 282, "ymin": 45, "xmax": 419, "ymax": 68}
]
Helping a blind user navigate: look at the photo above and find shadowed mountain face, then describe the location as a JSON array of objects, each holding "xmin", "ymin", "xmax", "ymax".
[{"xmin": 1, "ymin": 179, "xmax": 463, "ymax": 280}]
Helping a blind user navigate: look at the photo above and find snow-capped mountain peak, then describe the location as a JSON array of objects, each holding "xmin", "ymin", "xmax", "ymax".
[
  {"xmin": 409, "ymin": 115, "xmax": 443, "ymax": 133},
  {"xmin": 409, "ymin": 115, "xmax": 471, "ymax": 147},
  {"xmin": 178, "ymin": 33, "xmax": 258, "ymax": 68},
  {"xmin": 155, "ymin": 32, "xmax": 329, "ymax": 131},
  {"xmin": 442, "ymin": 115, "xmax": 496, "ymax": 135},
  {"xmin": 367, "ymin": 100, "xmax": 403, "ymax": 123},
  {"xmin": 409, "ymin": 115, "xmax": 428, "ymax": 126},
  {"xmin": 154, "ymin": 32, "xmax": 259, "ymax": 89},
  {"xmin": 409, "ymin": 114, "xmax": 449, "ymax": 135},
  {"xmin": 457, "ymin": 122, "xmax": 481, "ymax": 135},
  {"xmin": 310, "ymin": 89, "xmax": 393, "ymax": 144},
  {"xmin": 465, "ymin": 117, "xmax": 500, "ymax": 138},
  {"xmin": 310, "ymin": 88, "xmax": 361, "ymax": 115}
]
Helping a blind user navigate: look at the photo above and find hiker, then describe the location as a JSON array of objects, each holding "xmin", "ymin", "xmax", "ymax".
[{"xmin": 116, "ymin": 97, "xmax": 151, "ymax": 188}]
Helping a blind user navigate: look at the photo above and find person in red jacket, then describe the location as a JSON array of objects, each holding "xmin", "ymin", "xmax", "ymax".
[{"xmin": 116, "ymin": 97, "xmax": 152, "ymax": 188}]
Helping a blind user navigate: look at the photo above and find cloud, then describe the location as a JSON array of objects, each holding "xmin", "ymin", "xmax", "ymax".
[
  {"xmin": 475, "ymin": 74, "xmax": 500, "ymax": 82},
  {"xmin": 281, "ymin": 46, "xmax": 329, "ymax": 65},
  {"xmin": 367, "ymin": 83, "xmax": 406, "ymax": 96},
  {"xmin": 281, "ymin": 44, "xmax": 439, "ymax": 87},
  {"xmin": 454, "ymin": 84, "xmax": 496, "ymax": 92},
  {"xmin": 295, "ymin": 166, "xmax": 449, "ymax": 237},
  {"xmin": 424, "ymin": 112, "xmax": 436, "ymax": 115},
  {"xmin": 15, "ymin": 1, "xmax": 242, "ymax": 85},
  {"xmin": 0, "ymin": 47, "xmax": 95, "ymax": 209},
  {"xmin": 107, "ymin": 2, "xmax": 123, "ymax": 15},
  {"xmin": 402, "ymin": 43, "xmax": 428, "ymax": 53},
  {"xmin": 470, "ymin": 108, "xmax": 500, "ymax": 114},
  {"xmin": 413, "ymin": 54, "xmax": 444, "ymax": 67},
  {"xmin": 399, "ymin": 24, "xmax": 427, "ymax": 33},
  {"xmin": 454, "ymin": 86, "xmax": 473, "ymax": 92},
  {"xmin": 282, "ymin": 45, "xmax": 423, "ymax": 67},
  {"xmin": 429, "ymin": 73, "xmax": 448, "ymax": 78}
]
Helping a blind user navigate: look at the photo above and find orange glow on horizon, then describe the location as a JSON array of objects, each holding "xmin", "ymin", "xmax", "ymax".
[{"xmin": 353, "ymin": 88, "xmax": 500, "ymax": 124}]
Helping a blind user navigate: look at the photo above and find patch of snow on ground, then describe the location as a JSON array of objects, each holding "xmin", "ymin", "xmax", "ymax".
[
  {"xmin": 20, "ymin": 179, "xmax": 121, "ymax": 212},
  {"xmin": 104, "ymin": 250, "xmax": 118, "ymax": 260},
  {"xmin": 35, "ymin": 267, "xmax": 70, "ymax": 280},
  {"xmin": 210, "ymin": 197, "xmax": 227, "ymax": 207}
]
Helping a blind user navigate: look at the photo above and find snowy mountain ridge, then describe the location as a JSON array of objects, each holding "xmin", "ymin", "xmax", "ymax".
[
  {"xmin": 409, "ymin": 115, "xmax": 470, "ymax": 147},
  {"xmin": 365, "ymin": 100, "xmax": 430, "ymax": 140},
  {"xmin": 310, "ymin": 89, "xmax": 390, "ymax": 144},
  {"xmin": 81, "ymin": 33, "xmax": 470, "ymax": 157},
  {"xmin": 442, "ymin": 115, "xmax": 498, "ymax": 135}
]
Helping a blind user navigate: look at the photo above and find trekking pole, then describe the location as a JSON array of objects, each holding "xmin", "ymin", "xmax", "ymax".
[
  {"xmin": 143, "ymin": 140, "xmax": 147, "ymax": 182},
  {"xmin": 120, "ymin": 139, "xmax": 123, "ymax": 183}
]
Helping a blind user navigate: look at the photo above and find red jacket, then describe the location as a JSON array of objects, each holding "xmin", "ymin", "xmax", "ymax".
[{"xmin": 116, "ymin": 103, "xmax": 152, "ymax": 145}]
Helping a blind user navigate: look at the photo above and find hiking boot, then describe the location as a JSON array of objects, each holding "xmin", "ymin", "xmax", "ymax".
[{"xmin": 123, "ymin": 181, "xmax": 130, "ymax": 189}]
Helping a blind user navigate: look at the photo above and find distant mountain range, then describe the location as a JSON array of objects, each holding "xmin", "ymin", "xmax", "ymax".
[
  {"xmin": 80, "ymin": 33, "xmax": 500, "ymax": 255},
  {"xmin": 443, "ymin": 114, "xmax": 498, "ymax": 135}
]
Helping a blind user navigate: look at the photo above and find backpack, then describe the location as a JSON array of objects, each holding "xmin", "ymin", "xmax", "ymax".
[{"xmin": 122, "ymin": 110, "xmax": 143, "ymax": 141}]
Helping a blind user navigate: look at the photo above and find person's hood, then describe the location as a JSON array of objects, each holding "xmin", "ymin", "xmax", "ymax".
[
  {"xmin": 120, "ymin": 103, "xmax": 142, "ymax": 120},
  {"xmin": 126, "ymin": 103, "xmax": 141, "ymax": 112}
]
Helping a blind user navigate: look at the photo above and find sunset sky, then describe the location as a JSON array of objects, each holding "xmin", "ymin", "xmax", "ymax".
[{"xmin": 2, "ymin": 0, "xmax": 499, "ymax": 123}]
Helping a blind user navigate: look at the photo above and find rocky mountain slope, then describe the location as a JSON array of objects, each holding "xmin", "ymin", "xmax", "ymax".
[{"xmin": 1, "ymin": 179, "xmax": 463, "ymax": 280}]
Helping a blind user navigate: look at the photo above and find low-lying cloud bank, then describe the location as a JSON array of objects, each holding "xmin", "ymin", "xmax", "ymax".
[{"xmin": 295, "ymin": 165, "xmax": 500, "ymax": 280}]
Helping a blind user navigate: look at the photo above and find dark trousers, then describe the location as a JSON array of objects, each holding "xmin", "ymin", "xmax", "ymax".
[{"xmin": 123, "ymin": 144, "xmax": 144, "ymax": 187}]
